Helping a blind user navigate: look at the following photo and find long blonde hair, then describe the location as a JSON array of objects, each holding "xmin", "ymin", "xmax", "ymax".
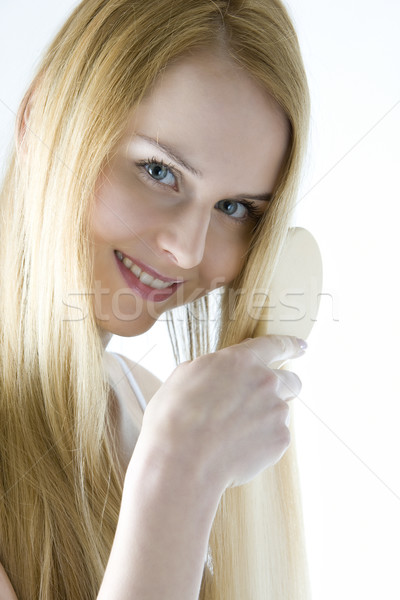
[{"xmin": 0, "ymin": 1, "xmax": 310, "ymax": 598}]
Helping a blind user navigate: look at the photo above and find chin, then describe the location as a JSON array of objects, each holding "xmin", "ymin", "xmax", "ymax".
[{"xmin": 97, "ymin": 316, "xmax": 158, "ymax": 338}]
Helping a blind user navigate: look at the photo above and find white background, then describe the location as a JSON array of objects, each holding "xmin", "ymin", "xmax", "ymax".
[{"xmin": 1, "ymin": 1, "xmax": 399, "ymax": 598}]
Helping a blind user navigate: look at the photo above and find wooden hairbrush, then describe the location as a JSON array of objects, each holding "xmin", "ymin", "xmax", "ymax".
[{"xmin": 254, "ymin": 227, "xmax": 323, "ymax": 342}]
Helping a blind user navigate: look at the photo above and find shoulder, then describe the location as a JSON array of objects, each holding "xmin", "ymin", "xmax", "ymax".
[
  {"xmin": 0, "ymin": 562, "xmax": 18, "ymax": 599},
  {"xmin": 114, "ymin": 354, "xmax": 163, "ymax": 403}
]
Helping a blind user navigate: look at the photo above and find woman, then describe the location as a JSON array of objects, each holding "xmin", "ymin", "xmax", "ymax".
[{"xmin": 0, "ymin": 0, "xmax": 311, "ymax": 598}]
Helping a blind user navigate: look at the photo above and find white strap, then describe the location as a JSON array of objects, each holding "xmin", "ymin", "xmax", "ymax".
[{"xmin": 111, "ymin": 353, "xmax": 147, "ymax": 412}]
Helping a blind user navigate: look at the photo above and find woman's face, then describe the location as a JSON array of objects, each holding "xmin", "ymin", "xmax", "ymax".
[{"xmin": 90, "ymin": 50, "xmax": 289, "ymax": 336}]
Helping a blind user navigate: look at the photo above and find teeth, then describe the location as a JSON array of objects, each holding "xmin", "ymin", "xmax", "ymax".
[
  {"xmin": 131, "ymin": 264, "xmax": 141, "ymax": 278},
  {"xmin": 139, "ymin": 272, "xmax": 154, "ymax": 286},
  {"xmin": 152, "ymin": 278, "xmax": 171, "ymax": 289},
  {"xmin": 122, "ymin": 257, "xmax": 133, "ymax": 269},
  {"xmin": 116, "ymin": 252, "xmax": 175, "ymax": 289}
]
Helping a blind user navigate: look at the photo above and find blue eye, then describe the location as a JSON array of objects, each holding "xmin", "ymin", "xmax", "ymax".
[
  {"xmin": 216, "ymin": 199, "xmax": 248, "ymax": 220},
  {"xmin": 143, "ymin": 160, "xmax": 176, "ymax": 187},
  {"xmin": 215, "ymin": 199, "xmax": 265, "ymax": 224}
]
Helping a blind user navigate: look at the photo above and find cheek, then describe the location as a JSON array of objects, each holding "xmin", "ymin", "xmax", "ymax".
[
  {"xmin": 91, "ymin": 178, "xmax": 155, "ymax": 245},
  {"xmin": 202, "ymin": 235, "xmax": 248, "ymax": 288}
]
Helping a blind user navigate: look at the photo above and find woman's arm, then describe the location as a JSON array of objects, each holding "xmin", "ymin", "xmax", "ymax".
[
  {"xmin": 98, "ymin": 335, "xmax": 303, "ymax": 599},
  {"xmin": 97, "ymin": 431, "xmax": 221, "ymax": 600},
  {"xmin": 0, "ymin": 446, "xmax": 217, "ymax": 600}
]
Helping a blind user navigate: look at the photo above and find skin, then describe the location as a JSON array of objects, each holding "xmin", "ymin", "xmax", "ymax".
[
  {"xmin": 0, "ymin": 51, "xmax": 301, "ymax": 600},
  {"xmin": 90, "ymin": 49, "xmax": 290, "ymax": 338},
  {"xmin": 95, "ymin": 49, "xmax": 303, "ymax": 600},
  {"xmin": 99, "ymin": 336, "xmax": 304, "ymax": 599}
]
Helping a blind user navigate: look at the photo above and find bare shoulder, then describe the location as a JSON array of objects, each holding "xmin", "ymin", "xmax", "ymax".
[
  {"xmin": 0, "ymin": 562, "xmax": 18, "ymax": 600},
  {"xmin": 116, "ymin": 354, "xmax": 163, "ymax": 403}
]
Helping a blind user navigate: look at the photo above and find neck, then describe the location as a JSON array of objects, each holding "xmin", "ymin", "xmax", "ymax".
[{"xmin": 98, "ymin": 327, "xmax": 113, "ymax": 351}]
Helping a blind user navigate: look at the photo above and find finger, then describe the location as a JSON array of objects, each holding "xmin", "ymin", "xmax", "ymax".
[
  {"xmin": 273, "ymin": 368, "xmax": 302, "ymax": 401},
  {"xmin": 241, "ymin": 335, "xmax": 307, "ymax": 368}
]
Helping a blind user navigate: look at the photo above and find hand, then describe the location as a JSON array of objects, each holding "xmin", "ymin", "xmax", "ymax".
[{"xmin": 138, "ymin": 335, "xmax": 305, "ymax": 492}]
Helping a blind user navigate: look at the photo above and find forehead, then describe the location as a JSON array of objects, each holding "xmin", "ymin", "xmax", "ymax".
[{"xmin": 122, "ymin": 50, "xmax": 290, "ymax": 194}]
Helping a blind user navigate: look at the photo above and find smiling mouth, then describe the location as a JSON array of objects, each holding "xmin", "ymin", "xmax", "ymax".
[{"xmin": 115, "ymin": 250, "xmax": 178, "ymax": 290}]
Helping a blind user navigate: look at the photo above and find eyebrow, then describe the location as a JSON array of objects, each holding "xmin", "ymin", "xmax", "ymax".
[
  {"xmin": 136, "ymin": 134, "xmax": 202, "ymax": 177},
  {"xmin": 136, "ymin": 133, "xmax": 273, "ymax": 203},
  {"xmin": 229, "ymin": 192, "xmax": 273, "ymax": 203}
]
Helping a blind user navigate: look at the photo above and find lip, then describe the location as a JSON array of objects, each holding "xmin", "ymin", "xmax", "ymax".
[
  {"xmin": 114, "ymin": 251, "xmax": 184, "ymax": 303},
  {"xmin": 116, "ymin": 250, "xmax": 184, "ymax": 284}
]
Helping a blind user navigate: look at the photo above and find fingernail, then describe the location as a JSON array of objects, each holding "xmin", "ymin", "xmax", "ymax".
[{"xmin": 296, "ymin": 338, "xmax": 308, "ymax": 351}]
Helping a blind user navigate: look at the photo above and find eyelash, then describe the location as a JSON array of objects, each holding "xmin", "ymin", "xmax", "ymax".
[
  {"xmin": 136, "ymin": 157, "xmax": 179, "ymax": 190},
  {"xmin": 135, "ymin": 157, "xmax": 265, "ymax": 225}
]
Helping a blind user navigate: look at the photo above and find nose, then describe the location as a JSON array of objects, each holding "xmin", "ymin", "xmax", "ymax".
[{"xmin": 155, "ymin": 203, "xmax": 211, "ymax": 269}]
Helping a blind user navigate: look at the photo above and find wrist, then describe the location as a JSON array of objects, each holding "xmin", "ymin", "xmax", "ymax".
[{"xmin": 125, "ymin": 429, "xmax": 225, "ymax": 508}]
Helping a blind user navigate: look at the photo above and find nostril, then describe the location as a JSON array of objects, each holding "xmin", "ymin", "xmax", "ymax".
[
  {"xmin": 162, "ymin": 249, "xmax": 179, "ymax": 264},
  {"xmin": 157, "ymin": 211, "xmax": 210, "ymax": 269}
]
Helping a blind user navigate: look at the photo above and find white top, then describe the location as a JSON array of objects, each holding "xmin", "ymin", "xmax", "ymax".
[{"xmin": 110, "ymin": 352, "xmax": 147, "ymax": 412}]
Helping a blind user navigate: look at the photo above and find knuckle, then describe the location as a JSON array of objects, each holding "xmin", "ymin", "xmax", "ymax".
[
  {"xmin": 277, "ymin": 336, "xmax": 288, "ymax": 353},
  {"xmin": 231, "ymin": 343, "xmax": 257, "ymax": 369},
  {"xmin": 268, "ymin": 426, "xmax": 291, "ymax": 465},
  {"xmin": 269, "ymin": 334, "xmax": 301, "ymax": 356},
  {"xmin": 174, "ymin": 359, "xmax": 195, "ymax": 378},
  {"xmin": 239, "ymin": 342, "xmax": 256, "ymax": 361},
  {"xmin": 224, "ymin": 345, "xmax": 249, "ymax": 370},
  {"xmin": 279, "ymin": 370, "xmax": 302, "ymax": 397},
  {"xmin": 261, "ymin": 368, "xmax": 279, "ymax": 391},
  {"xmin": 178, "ymin": 359, "xmax": 191, "ymax": 369},
  {"xmin": 275, "ymin": 401, "xmax": 290, "ymax": 421},
  {"xmin": 280, "ymin": 426, "xmax": 291, "ymax": 447},
  {"xmin": 272, "ymin": 335, "xmax": 293, "ymax": 352},
  {"xmin": 266, "ymin": 335, "xmax": 287, "ymax": 355}
]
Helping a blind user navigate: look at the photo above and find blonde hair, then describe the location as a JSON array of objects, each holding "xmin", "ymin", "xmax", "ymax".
[{"xmin": 0, "ymin": 1, "xmax": 310, "ymax": 598}]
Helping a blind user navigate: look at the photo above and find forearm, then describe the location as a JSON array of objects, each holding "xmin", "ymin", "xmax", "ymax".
[{"xmin": 97, "ymin": 433, "xmax": 221, "ymax": 600}]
